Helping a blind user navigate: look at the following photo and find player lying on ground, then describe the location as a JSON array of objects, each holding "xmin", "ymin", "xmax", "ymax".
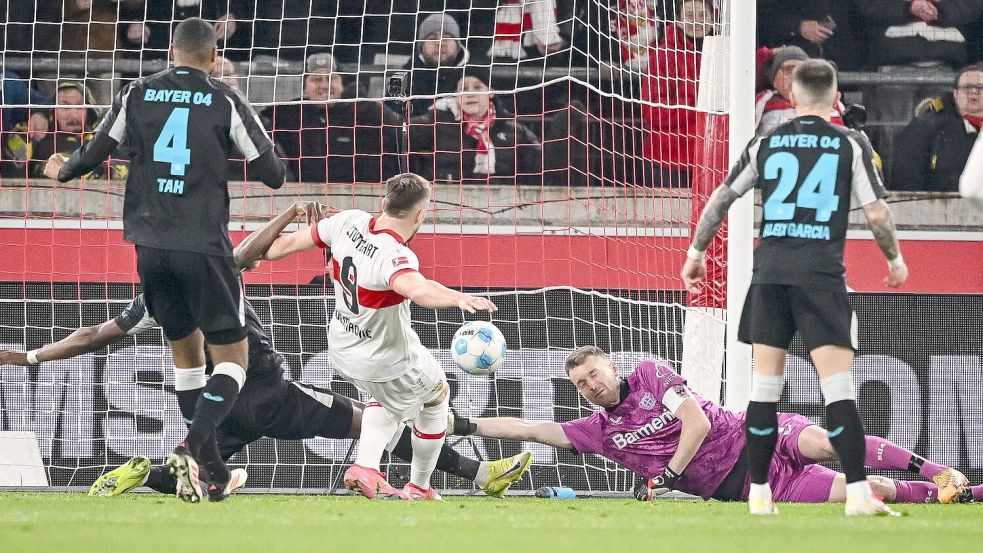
[
  {"xmin": 264, "ymin": 173, "xmax": 498, "ymax": 500},
  {"xmin": 0, "ymin": 201, "xmax": 531, "ymax": 499},
  {"xmin": 450, "ymin": 346, "xmax": 979, "ymax": 505}
]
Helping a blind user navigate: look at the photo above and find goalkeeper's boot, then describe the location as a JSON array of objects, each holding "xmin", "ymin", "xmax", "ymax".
[
  {"xmin": 932, "ymin": 468, "xmax": 969, "ymax": 504},
  {"xmin": 482, "ymin": 451, "xmax": 533, "ymax": 498},
  {"xmin": 88, "ymin": 456, "xmax": 151, "ymax": 497},
  {"xmin": 956, "ymin": 486, "xmax": 977, "ymax": 503},
  {"xmin": 748, "ymin": 483, "xmax": 778, "ymax": 516},
  {"xmin": 167, "ymin": 442, "xmax": 203, "ymax": 504},
  {"xmin": 343, "ymin": 464, "xmax": 407, "ymax": 500},
  {"xmin": 207, "ymin": 468, "xmax": 248, "ymax": 502},
  {"xmin": 402, "ymin": 482, "xmax": 443, "ymax": 501},
  {"xmin": 845, "ymin": 495, "xmax": 902, "ymax": 517}
]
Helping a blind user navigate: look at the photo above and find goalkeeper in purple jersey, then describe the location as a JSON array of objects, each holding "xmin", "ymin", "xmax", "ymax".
[{"xmin": 452, "ymin": 346, "xmax": 980, "ymax": 505}]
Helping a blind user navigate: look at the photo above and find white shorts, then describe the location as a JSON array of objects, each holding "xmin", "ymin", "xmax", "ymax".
[{"xmin": 334, "ymin": 353, "xmax": 446, "ymax": 422}]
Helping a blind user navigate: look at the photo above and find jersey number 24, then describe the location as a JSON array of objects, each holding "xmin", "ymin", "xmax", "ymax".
[{"xmin": 763, "ymin": 152, "xmax": 840, "ymax": 223}]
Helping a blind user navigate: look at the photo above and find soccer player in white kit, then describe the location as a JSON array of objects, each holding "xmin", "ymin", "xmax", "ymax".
[{"xmin": 264, "ymin": 173, "xmax": 497, "ymax": 500}]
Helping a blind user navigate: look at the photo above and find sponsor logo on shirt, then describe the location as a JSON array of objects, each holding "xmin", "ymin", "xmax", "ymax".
[
  {"xmin": 610, "ymin": 416, "xmax": 622, "ymax": 424},
  {"xmin": 610, "ymin": 408, "xmax": 677, "ymax": 449},
  {"xmin": 639, "ymin": 392, "xmax": 657, "ymax": 410}
]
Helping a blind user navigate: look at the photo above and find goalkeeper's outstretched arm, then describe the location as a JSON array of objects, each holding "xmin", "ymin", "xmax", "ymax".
[
  {"xmin": 453, "ymin": 415, "xmax": 574, "ymax": 450},
  {"xmin": 0, "ymin": 319, "xmax": 127, "ymax": 366}
]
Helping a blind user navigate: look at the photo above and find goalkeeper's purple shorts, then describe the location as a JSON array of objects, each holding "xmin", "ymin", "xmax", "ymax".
[{"xmin": 740, "ymin": 413, "xmax": 838, "ymax": 503}]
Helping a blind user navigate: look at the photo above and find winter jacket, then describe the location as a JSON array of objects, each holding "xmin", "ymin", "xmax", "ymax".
[
  {"xmin": 640, "ymin": 24, "xmax": 702, "ymax": 169},
  {"xmin": 408, "ymin": 103, "xmax": 542, "ymax": 186},
  {"xmin": 757, "ymin": 0, "xmax": 869, "ymax": 71},
  {"xmin": 400, "ymin": 46, "xmax": 470, "ymax": 116},
  {"xmin": 891, "ymin": 93, "xmax": 979, "ymax": 191},
  {"xmin": 857, "ymin": 0, "xmax": 983, "ymax": 68},
  {"xmin": 262, "ymin": 97, "xmax": 401, "ymax": 185}
]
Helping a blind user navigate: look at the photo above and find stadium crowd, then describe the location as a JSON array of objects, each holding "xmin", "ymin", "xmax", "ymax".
[{"xmin": 1, "ymin": 1, "xmax": 982, "ymax": 192}]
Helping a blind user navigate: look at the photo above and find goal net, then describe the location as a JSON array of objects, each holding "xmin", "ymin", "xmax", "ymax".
[{"xmin": 0, "ymin": 1, "xmax": 746, "ymax": 494}]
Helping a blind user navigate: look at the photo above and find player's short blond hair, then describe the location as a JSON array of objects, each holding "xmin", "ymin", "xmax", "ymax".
[
  {"xmin": 792, "ymin": 59, "xmax": 837, "ymax": 109},
  {"xmin": 565, "ymin": 345, "xmax": 608, "ymax": 374},
  {"xmin": 384, "ymin": 173, "xmax": 432, "ymax": 217}
]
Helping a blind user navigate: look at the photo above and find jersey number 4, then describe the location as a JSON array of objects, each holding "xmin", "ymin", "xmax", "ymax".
[
  {"xmin": 154, "ymin": 108, "xmax": 191, "ymax": 176},
  {"xmin": 763, "ymin": 152, "xmax": 840, "ymax": 223}
]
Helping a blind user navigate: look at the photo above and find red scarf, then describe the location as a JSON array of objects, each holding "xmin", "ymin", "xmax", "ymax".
[
  {"xmin": 964, "ymin": 114, "xmax": 983, "ymax": 131},
  {"xmin": 462, "ymin": 103, "xmax": 496, "ymax": 152}
]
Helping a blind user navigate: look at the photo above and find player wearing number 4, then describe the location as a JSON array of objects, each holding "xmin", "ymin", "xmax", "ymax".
[
  {"xmin": 43, "ymin": 17, "xmax": 287, "ymax": 503},
  {"xmin": 682, "ymin": 60, "xmax": 908, "ymax": 516},
  {"xmin": 264, "ymin": 173, "xmax": 497, "ymax": 500}
]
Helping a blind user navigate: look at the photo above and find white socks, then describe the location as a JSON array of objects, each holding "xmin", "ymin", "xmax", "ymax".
[
  {"xmin": 409, "ymin": 395, "xmax": 449, "ymax": 488},
  {"xmin": 354, "ymin": 403, "xmax": 398, "ymax": 471}
]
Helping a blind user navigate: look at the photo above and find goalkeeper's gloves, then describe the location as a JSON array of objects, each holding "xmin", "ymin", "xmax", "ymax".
[
  {"xmin": 633, "ymin": 467, "xmax": 681, "ymax": 501},
  {"xmin": 447, "ymin": 410, "xmax": 477, "ymax": 436}
]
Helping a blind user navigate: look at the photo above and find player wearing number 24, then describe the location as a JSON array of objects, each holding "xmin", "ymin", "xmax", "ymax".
[{"xmin": 682, "ymin": 60, "xmax": 908, "ymax": 517}]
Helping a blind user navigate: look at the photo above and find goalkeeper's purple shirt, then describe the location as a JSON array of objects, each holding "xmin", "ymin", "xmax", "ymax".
[{"xmin": 561, "ymin": 359, "xmax": 745, "ymax": 499}]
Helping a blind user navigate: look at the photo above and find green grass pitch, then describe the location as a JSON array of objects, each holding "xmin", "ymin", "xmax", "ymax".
[{"xmin": 1, "ymin": 492, "xmax": 980, "ymax": 552}]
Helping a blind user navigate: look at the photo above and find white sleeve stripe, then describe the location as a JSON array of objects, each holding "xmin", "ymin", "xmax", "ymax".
[
  {"xmin": 726, "ymin": 137, "xmax": 763, "ymax": 196},
  {"xmin": 850, "ymin": 137, "xmax": 880, "ymax": 207},
  {"xmin": 227, "ymin": 96, "xmax": 261, "ymax": 161},
  {"xmin": 107, "ymin": 87, "xmax": 132, "ymax": 142}
]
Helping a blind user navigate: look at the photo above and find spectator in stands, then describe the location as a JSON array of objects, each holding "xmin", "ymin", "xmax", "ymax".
[
  {"xmin": 1, "ymin": 71, "xmax": 49, "ymax": 135},
  {"xmin": 755, "ymin": 46, "xmax": 846, "ymax": 135},
  {"xmin": 858, "ymin": 0, "xmax": 983, "ymax": 69},
  {"xmin": 486, "ymin": 0, "xmax": 567, "ymax": 61},
  {"xmin": 211, "ymin": 55, "xmax": 241, "ymax": 89},
  {"xmin": 126, "ymin": 1, "xmax": 254, "ymax": 61},
  {"xmin": 409, "ymin": 69, "xmax": 542, "ymax": 186},
  {"xmin": 891, "ymin": 64, "xmax": 983, "ymax": 191},
  {"xmin": 5, "ymin": 82, "xmax": 125, "ymax": 180},
  {"xmin": 402, "ymin": 13, "xmax": 469, "ymax": 116},
  {"xmin": 640, "ymin": 0, "xmax": 714, "ymax": 187},
  {"xmin": 262, "ymin": 53, "xmax": 399, "ymax": 184},
  {"xmin": 611, "ymin": 1, "xmax": 662, "ymax": 71},
  {"xmin": 757, "ymin": 1, "xmax": 868, "ymax": 71}
]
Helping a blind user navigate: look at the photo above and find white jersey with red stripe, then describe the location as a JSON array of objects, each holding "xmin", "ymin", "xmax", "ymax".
[{"xmin": 312, "ymin": 209, "xmax": 425, "ymax": 382}]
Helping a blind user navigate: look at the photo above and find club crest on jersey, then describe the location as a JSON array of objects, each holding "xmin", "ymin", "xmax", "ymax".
[{"xmin": 639, "ymin": 393, "xmax": 657, "ymax": 410}]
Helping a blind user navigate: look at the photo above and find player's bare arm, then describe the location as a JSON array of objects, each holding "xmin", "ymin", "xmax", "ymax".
[
  {"xmin": 861, "ymin": 199, "xmax": 908, "ymax": 288},
  {"xmin": 391, "ymin": 271, "xmax": 497, "ymax": 313},
  {"xmin": 460, "ymin": 416, "xmax": 574, "ymax": 450},
  {"xmin": 263, "ymin": 224, "xmax": 319, "ymax": 261},
  {"xmin": 680, "ymin": 185, "xmax": 741, "ymax": 292},
  {"xmin": 234, "ymin": 201, "xmax": 335, "ymax": 270},
  {"xmin": 664, "ymin": 388, "xmax": 711, "ymax": 476},
  {"xmin": 0, "ymin": 319, "xmax": 127, "ymax": 366}
]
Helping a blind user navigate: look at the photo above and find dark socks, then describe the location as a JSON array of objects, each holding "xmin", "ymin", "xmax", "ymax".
[
  {"xmin": 145, "ymin": 466, "xmax": 177, "ymax": 495},
  {"xmin": 390, "ymin": 426, "xmax": 480, "ymax": 481},
  {"xmin": 186, "ymin": 374, "xmax": 240, "ymax": 458},
  {"xmin": 745, "ymin": 401, "xmax": 779, "ymax": 485},
  {"xmin": 825, "ymin": 399, "xmax": 868, "ymax": 484},
  {"xmin": 176, "ymin": 388, "xmax": 202, "ymax": 427}
]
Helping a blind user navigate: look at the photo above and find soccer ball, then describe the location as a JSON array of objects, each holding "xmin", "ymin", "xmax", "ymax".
[{"xmin": 451, "ymin": 321, "xmax": 507, "ymax": 376}]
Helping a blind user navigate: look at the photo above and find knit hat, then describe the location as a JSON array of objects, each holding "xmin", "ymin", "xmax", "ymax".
[
  {"xmin": 417, "ymin": 13, "xmax": 461, "ymax": 40},
  {"xmin": 306, "ymin": 52, "xmax": 336, "ymax": 74},
  {"xmin": 765, "ymin": 46, "xmax": 809, "ymax": 83}
]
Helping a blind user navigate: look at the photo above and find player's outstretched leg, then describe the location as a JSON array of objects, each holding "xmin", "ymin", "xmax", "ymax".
[
  {"xmin": 387, "ymin": 425, "xmax": 533, "ymax": 497},
  {"xmin": 403, "ymin": 393, "xmax": 450, "ymax": 501},
  {"xmin": 745, "ymin": 345, "xmax": 786, "ymax": 516},
  {"xmin": 344, "ymin": 401, "xmax": 405, "ymax": 499},
  {"xmin": 88, "ymin": 457, "xmax": 152, "ymax": 497},
  {"xmin": 864, "ymin": 436, "xmax": 969, "ymax": 504}
]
